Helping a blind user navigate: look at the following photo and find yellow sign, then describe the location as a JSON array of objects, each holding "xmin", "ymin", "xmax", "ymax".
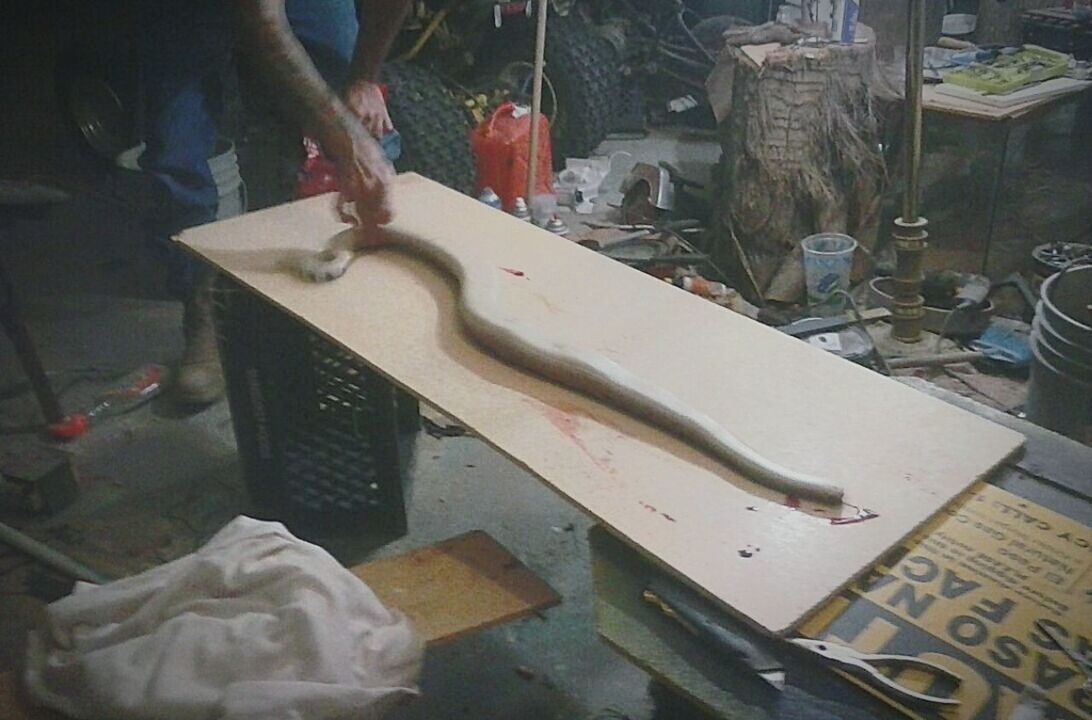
[{"xmin": 802, "ymin": 483, "xmax": 1092, "ymax": 719}]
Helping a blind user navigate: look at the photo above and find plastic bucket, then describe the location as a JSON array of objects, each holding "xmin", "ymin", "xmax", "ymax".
[
  {"xmin": 208, "ymin": 138, "xmax": 246, "ymax": 220},
  {"xmin": 116, "ymin": 138, "xmax": 246, "ymax": 220},
  {"xmin": 801, "ymin": 233, "xmax": 858, "ymax": 312},
  {"xmin": 1026, "ymin": 265, "xmax": 1092, "ymax": 443}
]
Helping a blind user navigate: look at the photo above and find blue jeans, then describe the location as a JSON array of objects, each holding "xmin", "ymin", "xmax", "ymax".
[{"xmin": 138, "ymin": 0, "xmax": 361, "ymax": 297}]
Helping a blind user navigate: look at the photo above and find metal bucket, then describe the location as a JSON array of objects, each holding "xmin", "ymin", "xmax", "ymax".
[{"xmin": 1027, "ymin": 265, "xmax": 1092, "ymax": 443}]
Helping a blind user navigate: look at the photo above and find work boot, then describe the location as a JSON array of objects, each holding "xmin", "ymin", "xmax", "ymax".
[{"xmin": 175, "ymin": 272, "xmax": 225, "ymax": 404}]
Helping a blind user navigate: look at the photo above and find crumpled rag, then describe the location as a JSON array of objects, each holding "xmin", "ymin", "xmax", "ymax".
[{"xmin": 25, "ymin": 516, "xmax": 423, "ymax": 720}]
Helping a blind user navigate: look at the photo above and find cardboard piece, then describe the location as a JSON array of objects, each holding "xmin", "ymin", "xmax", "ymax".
[{"xmin": 179, "ymin": 173, "xmax": 1023, "ymax": 634}]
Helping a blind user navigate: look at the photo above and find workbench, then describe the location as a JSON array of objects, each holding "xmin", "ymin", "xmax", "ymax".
[{"xmin": 595, "ymin": 378, "xmax": 1091, "ymax": 719}]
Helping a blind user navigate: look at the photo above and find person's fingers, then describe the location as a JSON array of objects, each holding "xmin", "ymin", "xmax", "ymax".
[
  {"xmin": 368, "ymin": 114, "xmax": 385, "ymax": 139},
  {"xmin": 381, "ymin": 109, "xmax": 395, "ymax": 135},
  {"xmin": 341, "ymin": 168, "xmax": 394, "ymax": 227}
]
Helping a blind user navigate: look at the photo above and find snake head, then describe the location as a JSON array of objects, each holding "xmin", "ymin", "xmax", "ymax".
[{"xmin": 297, "ymin": 249, "xmax": 354, "ymax": 283}]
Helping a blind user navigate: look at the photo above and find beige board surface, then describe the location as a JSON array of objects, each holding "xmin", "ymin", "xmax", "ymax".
[{"xmin": 179, "ymin": 173, "xmax": 1023, "ymax": 634}]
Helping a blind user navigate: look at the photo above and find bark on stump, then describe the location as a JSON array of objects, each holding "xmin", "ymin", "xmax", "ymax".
[{"xmin": 708, "ymin": 41, "xmax": 890, "ymax": 304}]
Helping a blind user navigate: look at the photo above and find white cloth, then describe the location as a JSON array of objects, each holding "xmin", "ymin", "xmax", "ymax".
[{"xmin": 25, "ymin": 516, "xmax": 423, "ymax": 720}]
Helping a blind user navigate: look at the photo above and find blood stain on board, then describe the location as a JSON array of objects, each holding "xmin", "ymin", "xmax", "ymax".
[
  {"xmin": 501, "ymin": 267, "xmax": 527, "ymax": 278},
  {"xmin": 784, "ymin": 496, "xmax": 802, "ymax": 509},
  {"xmin": 661, "ymin": 513, "xmax": 676, "ymax": 523},
  {"xmin": 539, "ymin": 405, "xmax": 615, "ymax": 475}
]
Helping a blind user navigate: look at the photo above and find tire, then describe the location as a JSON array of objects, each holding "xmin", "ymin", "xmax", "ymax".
[
  {"xmin": 55, "ymin": 42, "xmax": 140, "ymax": 165},
  {"xmin": 381, "ymin": 62, "xmax": 477, "ymax": 195},
  {"xmin": 477, "ymin": 13, "xmax": 622, "ymax": 162},
  {"xmin": 545, "ymin": 15, "xmax": 622, "ymax": 160}
]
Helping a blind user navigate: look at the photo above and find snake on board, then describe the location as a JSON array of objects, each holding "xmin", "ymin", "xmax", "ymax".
[{"xmin": 297, "ymin": 219, "xmax": 845, "ymax": 504}]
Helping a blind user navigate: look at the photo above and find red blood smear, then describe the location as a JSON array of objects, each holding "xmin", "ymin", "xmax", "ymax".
[
  {"xmin": 501, "ymin": 267, "xmax": 526, "ymax": 277},
  {"xmin": 540, "ymin": 406, "xmax": 615, "ymax": 475},
  {"xmin": 784, "ymin": 496, "xmax": 802, "ymax": 509}
]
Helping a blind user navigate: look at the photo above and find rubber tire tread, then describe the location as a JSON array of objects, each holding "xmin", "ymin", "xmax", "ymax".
[
  {"xmin": 543, "ymin": 14, "xmax": 622, "ymax": 160},
  {"xmin": 381, "ymin": 62, "xmax": 477, "ymax": 195}
]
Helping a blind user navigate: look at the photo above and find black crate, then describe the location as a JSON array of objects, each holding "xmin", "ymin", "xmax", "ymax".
[
  {"xmin": 213, "ymin": 276, "xmax": 413, "ymax": 541},
  {"xmin": 1023, "ymin": 9, "xmax": 1092, "ymax": 61}
]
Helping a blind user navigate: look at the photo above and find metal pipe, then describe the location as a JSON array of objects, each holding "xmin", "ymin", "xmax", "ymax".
[
  {"xmin": 891, "ymin": 0, "xmax": 929, "ymax": 343},
  {"xmin": 0, "ymin": 520, "xmax": 111, "ymax": 585},
  {"xmin": 902, "ymin": 0, "xmax": 926, "ymax": 222},
  {"xmin": 526, "ymin": 0, "xmax": 549, "ymax": 205},
  {"xmin": 887, "ymin": 350, "xmax": 983, "ymax": 370}
]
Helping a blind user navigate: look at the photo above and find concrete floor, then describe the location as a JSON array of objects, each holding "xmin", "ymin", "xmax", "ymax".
[{"xmin": 0, "ymin": 128, "xmax": 734, "ymax": 719}]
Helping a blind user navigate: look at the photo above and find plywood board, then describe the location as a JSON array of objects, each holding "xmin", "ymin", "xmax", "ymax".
[
  {"xmin": 923, "ymin": 80, "xmax": 1091, "ymax": 121},
  {"xmin": 935, "ymin": 77, "xmax": 1090, "ymax": 109},
  {"xmin": 353, "ymin": 531, "xmax": 560, "ymax": 644},
  {"xmin": 179, "ymin": 174, "xmax": 1023, "ymax": 634}
]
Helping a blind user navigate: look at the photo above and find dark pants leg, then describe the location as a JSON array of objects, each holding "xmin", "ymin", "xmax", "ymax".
[{"xmin": 139, "ymin": 0, "xmax": 360, "ymax": 298}]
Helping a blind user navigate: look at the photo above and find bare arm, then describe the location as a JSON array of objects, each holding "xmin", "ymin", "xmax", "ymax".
[
  {"xmin": 344, "ymin": 0, "xmax": 412, "ymax": 136},
  {"xmin": 235, "ymin": 0, "xmax": 394, "ymax": 225},
  {"xmin": 351, "ymin": 0, "xmax": 412, "ymax": 82}
]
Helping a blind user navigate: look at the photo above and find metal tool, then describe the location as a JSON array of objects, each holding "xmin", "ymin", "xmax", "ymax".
[
  {"xmin": 790, "ymin": 638, "xmax": 962, "ymax": 708},
  {"xmin": 778, "ymin": 308, "xmax": 892, "ymax": 338},
  {"xmin": 643, "ymin": 579, "xmax": 785, "ymax": 690},
  {"xmin": 1035, "ymin": 621, "xmax": 1092, "ymax": 694}
]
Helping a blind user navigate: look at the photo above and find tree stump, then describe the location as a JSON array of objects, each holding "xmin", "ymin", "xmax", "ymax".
[{"xmin": 707, "ymin": 39, "xmax": 892, "ymax": 303}]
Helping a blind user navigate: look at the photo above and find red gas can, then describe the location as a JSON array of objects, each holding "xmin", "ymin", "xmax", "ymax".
[{"xmin": 470, "ymin": 102, "xmax": 552, "ymax": 212}]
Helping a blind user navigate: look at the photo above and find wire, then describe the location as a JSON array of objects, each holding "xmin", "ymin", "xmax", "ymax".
[{"xmin": 830, "ymin": 288, "xmax": 893, "ymax": 375}]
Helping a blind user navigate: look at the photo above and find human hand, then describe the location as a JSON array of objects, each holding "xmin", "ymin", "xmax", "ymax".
[
  {"xmin": 326, "ymin": 115, "xmax": 396, "ymax": 229},
  {"xmin": 345, "ymin": 80, "xmax": 394, "ymax": 138}
]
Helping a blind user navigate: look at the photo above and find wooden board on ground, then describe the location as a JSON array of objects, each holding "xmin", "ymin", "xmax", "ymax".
[
  {"xmin": 0, "ymin": 530, "xmax": 558, "ymax": 719},
  {"xmin": 179, "ymin": 173, "xmax": 1023, "ymax": 635},
  {"xmin": 354, "ymin": 530, "xmax": 560, "ymax": 644}
]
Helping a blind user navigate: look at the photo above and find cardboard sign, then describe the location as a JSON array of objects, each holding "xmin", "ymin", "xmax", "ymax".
[{"xmin": 802, "ymin": 484, "xmax": 1092, "ymax": 719}]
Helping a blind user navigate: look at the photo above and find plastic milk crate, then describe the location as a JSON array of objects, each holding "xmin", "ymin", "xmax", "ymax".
[{"xmin": 212, "ymin": 275, "xmax": 419, "ymax": 541}]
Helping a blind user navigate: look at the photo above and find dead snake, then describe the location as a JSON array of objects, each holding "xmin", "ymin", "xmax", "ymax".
[{"xmin": 299, "ymin": 229, "xmax": 845, "ymax": 504}]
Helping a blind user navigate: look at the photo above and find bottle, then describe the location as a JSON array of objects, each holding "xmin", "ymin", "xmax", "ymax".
[{"xmin": 48, "ymin": 365, "xmax": 166, "ymax": 440}]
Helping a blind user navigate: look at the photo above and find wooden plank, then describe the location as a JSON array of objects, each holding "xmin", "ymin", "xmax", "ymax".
[
  {"xmin": 923, "ymin": 81, "xmax": 1090, "ymax": 121},
  {"xmin": 933, "ymin": 77, "xmax": 1091, "ymax": 109},
  {"xmin": 178, "ymin": 173, "xmax": 1024, "ymax": 634},
  {"xmin": 0, "ymin": 531, "xmax": 559, "ymax": 718},
  {"xmin": 352, "ymin": 530, "xmax": 561, "ymax": 644}
]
